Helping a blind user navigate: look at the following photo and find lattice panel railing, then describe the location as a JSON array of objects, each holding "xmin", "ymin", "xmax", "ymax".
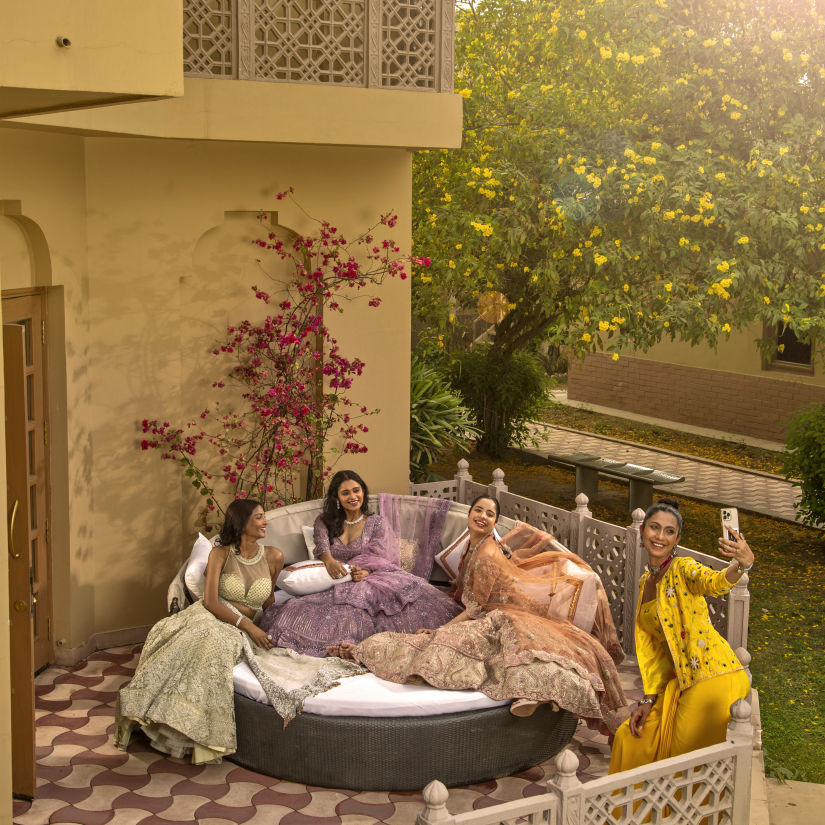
[
  {"xmin": 584, "ymin": 756, "xmax": 737, "ymax": 825},
  {"xmin": 498, "ymin": 492, "xmax": 571, "ymax": 545},
  {"xmin": 581, "ymin": 518, "xmax": 628, "ymax": 645},
  {"xmin": 381, "ymin": 0, "xmax": 436, "ymax": 88},
  {"xmin": 409, "ymin": 479, "xmax": 458, "ymax": 500},
  {"xmin": 459, "ymin": 480, "xmax": 489, "ymax": 506},
  {"xmin": 182, "ymin": 0, "xmax": 453, "ymax": 90},
  {"xmin": 184, "ymin": 0, "xmax": 236, "ymax": 76},
  {"xmin": 253, "ymin": 0, "xmax": 366, "ymax": 85},
  {"xmin": 413, "ymin": 460, "xmax": 751, "ymax": 656}
]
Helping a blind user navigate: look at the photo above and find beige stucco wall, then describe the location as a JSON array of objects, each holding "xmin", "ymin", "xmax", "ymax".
[
  {"xmin": 0, "ymin": 0, "xmax": 182, "ymax": 117},
  {"xmin": 1, "ymin": 125, "xmax": 415, "ymax": 656}
]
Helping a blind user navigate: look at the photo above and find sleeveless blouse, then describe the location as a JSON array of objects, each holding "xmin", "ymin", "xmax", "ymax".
[{"xmin": 219, "ymin": 545, "xmax": 272, "ymax": 610}]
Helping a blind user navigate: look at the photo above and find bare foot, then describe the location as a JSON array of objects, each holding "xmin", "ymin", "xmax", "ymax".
[{"xmin": 326, "ymin": 642, "xmax": 357, "ymax": 660}]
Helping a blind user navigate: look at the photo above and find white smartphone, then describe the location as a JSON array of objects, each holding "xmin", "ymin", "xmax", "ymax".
[{"xmin": 721, "ymin": 507, "xmax": 740, "ymax": 541}]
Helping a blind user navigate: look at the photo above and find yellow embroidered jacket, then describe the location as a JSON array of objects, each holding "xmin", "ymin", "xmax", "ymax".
[{"xmin": 635, "ymin": 556, "xmax": 743, "ymax": 694}]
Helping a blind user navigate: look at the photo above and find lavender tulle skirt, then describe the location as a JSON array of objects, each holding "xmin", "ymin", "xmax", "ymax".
[{"xmin": 260, "ymin": 570, "xmax": 462, "ymax": 658}]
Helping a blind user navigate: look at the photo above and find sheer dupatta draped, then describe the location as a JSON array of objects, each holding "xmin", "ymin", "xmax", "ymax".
[{"xmin": 457, "ymin": 522, "xmax": 624, "ymax": 666}]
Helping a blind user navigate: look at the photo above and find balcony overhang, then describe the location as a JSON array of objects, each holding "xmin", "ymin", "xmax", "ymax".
[{"xmin": 9, "ymin": 78, "xmax": 464, "ymax": 150}]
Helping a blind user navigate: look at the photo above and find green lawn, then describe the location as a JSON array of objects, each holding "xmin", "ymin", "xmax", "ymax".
[{"xmin": 430, "ymin": 448, "xmax": 825, "ymax": 782}]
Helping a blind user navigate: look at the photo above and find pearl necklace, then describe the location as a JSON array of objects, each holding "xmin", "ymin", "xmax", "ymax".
[{"xmin": 344, "ymin": 513, "xmax": 365, "ymax": 526}]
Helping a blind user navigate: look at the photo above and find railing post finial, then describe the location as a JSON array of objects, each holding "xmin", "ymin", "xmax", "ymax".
[
  {"xmin": 574, "ymin": 492, "xmax": 591, "ymax": 515},
  {"xmin": 416, "ymin": 779, "xmax": 454, "ymax": 825},
  {"xmin": 727, "ymin": 698, "xmax": 753, "ymax": 743},
  {"xmin": 489, "ymin": 467, "xmax": 508, "ymax": 499}
]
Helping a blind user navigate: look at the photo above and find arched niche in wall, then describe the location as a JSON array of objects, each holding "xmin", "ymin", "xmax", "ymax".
[
  {"xmin": 0, "ymin": 200, "xmax": 53, "ymax": 290},
  {"xmin": 184, "ymin": 210, "xmax": 302, "ymax": 507}
]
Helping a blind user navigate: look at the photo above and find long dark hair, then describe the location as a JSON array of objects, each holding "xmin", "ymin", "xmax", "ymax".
[
  {"xmin": 321, "ymin": 470, "xmax": 370, "ymax": 538},
  {"xmin": 642, "ymin": 497, "xmax": 683, "ymax": 536},
  {"xmin": 469, "ymin": 494, "xmax": 500, "ymax": 523},
  {"xmin": 216, "ymin": 498, "xmax": 262, "ymax": 550}
]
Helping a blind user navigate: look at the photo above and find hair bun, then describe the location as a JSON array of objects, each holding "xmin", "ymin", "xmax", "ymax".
[{"xmin": 657, "ymin": 497, "xmax": 680, "ymax": 510}]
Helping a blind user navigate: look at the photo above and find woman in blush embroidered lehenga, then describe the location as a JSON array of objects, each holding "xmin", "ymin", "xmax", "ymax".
[
  {"xmin": 333, "ymin": 495, "xmax": 628, "ymax": 731},
  {"xmin": 259, "ymin": 470, "xmax": 462, "ymax": 657}
]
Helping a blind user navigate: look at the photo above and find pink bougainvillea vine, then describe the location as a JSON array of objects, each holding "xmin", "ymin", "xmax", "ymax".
[{"xmin": 140, "ymin": 189, "xmax": 426, "ymax": 523}]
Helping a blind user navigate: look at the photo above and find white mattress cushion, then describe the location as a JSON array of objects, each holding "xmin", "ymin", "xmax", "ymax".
[{"xmin": 232, "ymin": 664, "xmax": 507, "ymax": 716}]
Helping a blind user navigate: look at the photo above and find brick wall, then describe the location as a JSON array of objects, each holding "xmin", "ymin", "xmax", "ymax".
[{"xmin": 567, "ymin": 353, "xmax": 825, "ymax": 442}]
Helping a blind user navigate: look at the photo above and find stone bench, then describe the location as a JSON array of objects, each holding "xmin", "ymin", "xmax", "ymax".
[{"xmin": 546, "ymin": 451, "xmax": 684, "ymax": 512}]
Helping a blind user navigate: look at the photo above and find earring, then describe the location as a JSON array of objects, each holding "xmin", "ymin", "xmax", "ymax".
[{"xmin": 337, "ymin": 501, "xmax": 342, "ymax": 510}]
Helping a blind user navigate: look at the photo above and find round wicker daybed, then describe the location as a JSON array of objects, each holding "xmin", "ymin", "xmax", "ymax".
[
  {"xmin": 229, "ymin": 693, "xmax": 578, "ymax": 791},
  {"xmin": 193, "ymin": 495, "xmax": 579, "ymax": 790}
]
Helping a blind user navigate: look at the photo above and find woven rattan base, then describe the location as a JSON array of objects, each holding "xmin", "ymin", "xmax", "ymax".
[{"xmin": 229, "ymin": 692, "xmax": 578, "ymax": 790}]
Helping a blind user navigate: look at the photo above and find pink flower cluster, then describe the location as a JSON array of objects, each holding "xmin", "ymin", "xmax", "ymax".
[{"xmin": 140, "ymin": 191, "xmax": 422, "ymax": 523}]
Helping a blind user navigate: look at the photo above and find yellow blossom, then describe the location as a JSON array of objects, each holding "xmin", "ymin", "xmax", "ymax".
[
  {"xmin": 598, "ymin": 320, "xmax": 610, "ymax": 331},
  {"xmin": 715, "ymin": 172, "xmax": 726, "ymax": 180},
  {"xmin": 623, "ymin": 283, "xmax": 629, "ymax": 292},
  {"xmin": 581, "ymin": 332, "xmax": 592, "ymax": 342},
  {"xmin": 616, "ymin": 51, "xmax": 630, "ymax": 62},
  {"xmin": 730, "ymin": 112, "xmax": 742, "ymax": 120},
  {"xmin": 764, "ymin": 296, "xmax": 771, "ymax": 304},
  {"xmin": 679, "ymin": 237, "xmax": 689, "ymax": 247},
  {"xmin": 594, "ymin": 253, "xmax": 608, "ymax": 266},
  {"xmin": 665, "ymin": 282, "xmax": 673, "ymax": 292},
  {"xmin": 611, "ymin": 353, "xmax": 620, "ymax": 361},
  {"xmin": 458, "ymin": 88, "xmax": 472, "ymax": 98},
  {"xmin": 722, "ymin": 323, "xmax": 731, "ymax": 332},
  {"xmin": 717, "ymin": 261, "xmax": 730, "ymax": 272},
  {"xmin": 600, "ymin": 46, "xmax": 612, "ymax": 59}
]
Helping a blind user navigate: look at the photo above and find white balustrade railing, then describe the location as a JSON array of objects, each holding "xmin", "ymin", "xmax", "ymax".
[
  {"xmin": 411, "ymin": 460, "xmax": 757, "ymax": 825},
  {"xmin": 411, "ymin": 459, "xmax": 750, "ymax": 656},
  {"xmin": 183, "ymin": 0, "xmax": 455, "ymax": 91},
  {"xmin": 416, "ymin": 699, "xmax": 754, "ymax": 825}
]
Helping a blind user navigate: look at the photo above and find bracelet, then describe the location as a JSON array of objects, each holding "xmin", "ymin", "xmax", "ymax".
[
  {"xmin": 737, "ymin": 561, "xmax": 754, "ymax": 574},
  {"xmin": 234, "ymin": 614, "xmax": 244, "ymax": 627},
  {"xmin": 638, "ymin": 696, "xmax": 656, "ymax": 706}
]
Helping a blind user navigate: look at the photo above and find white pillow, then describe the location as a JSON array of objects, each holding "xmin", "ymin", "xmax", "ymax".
[
  {"xmin": 302, "ymin": 524, "xmax": 317, "ymax": 558},
  {"xmin": 276, "ymin": 559, "xmax": 352, "ymax": 596},
  {"xmin": 434, "ymin": 527, "xmax": 501, "ymax": 581},
  {"xmin": 184, "ymin": 533, "xmax": 214, "ymax": 600}
]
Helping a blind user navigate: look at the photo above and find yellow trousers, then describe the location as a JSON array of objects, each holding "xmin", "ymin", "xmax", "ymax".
[{"xmin": 609, "ymin": 669, "xmax": 750, "ymax": 773}]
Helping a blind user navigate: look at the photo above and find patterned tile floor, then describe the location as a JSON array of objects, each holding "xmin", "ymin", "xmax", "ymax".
[
  {"xmin": 526, "ymin": 423, "xmax": 800, "ymax": 522},
  {"xmin": 15, "ymin": 646, "xmax": 643, "ymax": 825}
]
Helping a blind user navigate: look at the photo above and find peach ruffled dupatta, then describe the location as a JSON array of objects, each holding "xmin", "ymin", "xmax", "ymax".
[{"xmin": 456, "ymin": 522, "xmax": 624, "ymax": 666}]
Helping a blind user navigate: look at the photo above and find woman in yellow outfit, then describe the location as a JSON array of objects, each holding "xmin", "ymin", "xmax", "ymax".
[{"xmin": 609, "ymin": 498, "xmax": 753, "ymax": 772}]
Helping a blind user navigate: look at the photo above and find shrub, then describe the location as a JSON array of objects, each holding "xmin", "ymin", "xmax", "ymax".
[
  {"xmin": 449, "ymin": 345, "xmax": 546, "ymax": 458},
  {"xmin": 409, "ymin": 356, "xmax": 480, "ymax": 482},
  {"xmin": 784, "ymin": 403, "xmax": 825, "ymax": 529}
]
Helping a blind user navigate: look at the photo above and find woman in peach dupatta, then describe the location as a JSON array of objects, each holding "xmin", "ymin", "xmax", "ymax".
[{"xmin": 342, "ymin": 496, "xmax": 627, "ymax": 730}]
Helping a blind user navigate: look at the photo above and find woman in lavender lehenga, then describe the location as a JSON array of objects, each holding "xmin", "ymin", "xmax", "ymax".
[{"xmin": 259, "ymin": 470, "xmax": 462, "ymax": 657}]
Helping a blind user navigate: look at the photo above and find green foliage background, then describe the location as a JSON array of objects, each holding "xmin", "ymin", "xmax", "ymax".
[
  {"xmin": 413, "ymin": 0, "xmax": 825, "ymax": 362},
  {"xmin": 783, "ymin": 402, "xmax": 825, "ymax": 526}
]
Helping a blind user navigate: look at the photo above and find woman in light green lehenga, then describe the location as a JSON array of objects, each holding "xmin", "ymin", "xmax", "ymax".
[{"xmin": 115, "ymin": 499, "xmax": 362, "ymax": 764}]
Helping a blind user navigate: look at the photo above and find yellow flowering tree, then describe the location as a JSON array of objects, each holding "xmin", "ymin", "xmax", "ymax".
[{"xmin": 414, "ymin": 0, "xmax": 825, "ymax": 446}]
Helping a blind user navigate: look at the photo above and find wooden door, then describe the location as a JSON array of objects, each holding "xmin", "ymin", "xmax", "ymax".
[
  {"xmin": 2, "ymin": 292, "xmax": 52, "ymax": 671},
  {"xmin": 3, "ymin": 323, "xmax": 36, "ymax": 799}
]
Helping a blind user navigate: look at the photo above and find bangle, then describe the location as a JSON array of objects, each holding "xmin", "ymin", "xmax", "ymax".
[
  {"xmin": 737, "ymin": 561, "xmax": 754, "ymax": 574},
  {"xmin": 638, "ymin": 696, "xmax": 656, "ymax": 706},
  {"xmin": 234, "ymin": 614, "xmax": 244, "ymax": 627}
]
